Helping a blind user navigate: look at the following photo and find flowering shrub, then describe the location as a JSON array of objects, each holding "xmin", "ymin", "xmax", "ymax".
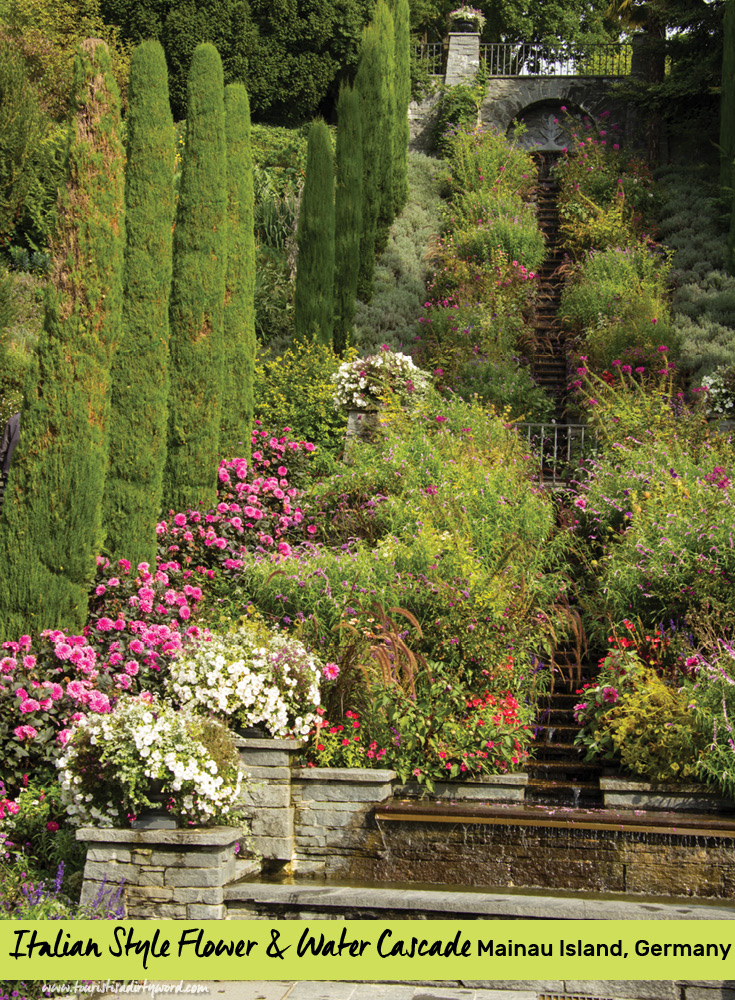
[
  {"xmin": 693, "ymin": 642, "xmax": 735, "ymax": 798},
  {"xmin": 448, "ymin": 5, "xmax": 486, "ymax": 29},
  {"xmin": 156, "ymin": 427, "xmax": 317, "ymax": 576},
  {"xmin": 331, "ymin": 347, "xmax": 430, "ymax": 411},
  {"xmin": 305, "ymin": 708, "xmax": 389, "ymax": 768},
  {"xmin": 57, "ymin": 694, "xmax": 243, "ymax": 827},
  {"xmin": 168, "ymin": 622, "xmax": 322, "ymax": 737},
  {"xmin": 700, "ymin": 365, "xmax": 735, "ymax": 419}
]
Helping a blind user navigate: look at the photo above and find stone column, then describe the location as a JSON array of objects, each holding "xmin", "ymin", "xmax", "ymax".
[
  {"xmin": 445, "ymin": 32, "xmax": 480, "ymax": 86},
  {"xmin": 77, "ymin": 826, "xmax": 242, "ymax": 919},
  {"xmin": 236, "ymin": 737, "xmax": 305, "ymax": 862}
]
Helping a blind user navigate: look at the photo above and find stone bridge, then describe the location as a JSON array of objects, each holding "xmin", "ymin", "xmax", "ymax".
[{"xmin": 409, "ymin": 35, "xmax": 638, "ymax": 152}]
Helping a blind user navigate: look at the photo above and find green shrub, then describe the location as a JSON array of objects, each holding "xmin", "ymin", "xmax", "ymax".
[
  {"xmin": 253, "ymin": 340, "xmax": 349, "ymax": 453},
  {"xmin": 354, "ymin": 152, "xmax": 444, "ymax": 353},
  {"xmin": 334, "ymin": 83, "xmax": 363, "ymax": 354},
  {"xmin": 435, "ymin": 84, "xmax": 481, "ymax": 156},
  {"xmin": 454, "ymin": 352, "xmax": 555, "ymax": 422}
]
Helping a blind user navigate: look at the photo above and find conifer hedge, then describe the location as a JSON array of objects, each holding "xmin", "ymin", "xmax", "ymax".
[
  {"xmin": 334, "ymin": 83, "xmax": 363, "ymax": 354},
  {"xmin": 293, "ymin": 119, "xmax": 335, "ymax": 345},
  {"xmin": 721, "ymin": 0, "xmax": 735, "ymax": 192},
  {"xmin": 163, "ymin": 43, "xmax": 227, "ymax": 512},
  {"xmin": 0, "ymin": 39, "xmax": 125, "ymax": 637},
  {"xmin": 355, "ymin": 22, "xmax": 384, "ymax": 302},
  {"xmin": 220, "ymin": 82, "xmax": 256, "ymax": 460},
  {"xmin": 104, "ymin": 40, "xmax": 174, "ymax": 568},
  {"xmin": 392, "ymin": 0, "xmax": 411, "ymax": 216},
  {"xmin": 375, "ymin": 0, "xmax": 396, "ymax": 245}
]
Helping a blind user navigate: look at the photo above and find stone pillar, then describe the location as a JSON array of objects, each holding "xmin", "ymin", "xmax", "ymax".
[
  {"xmin": 445, "ymin": 32, "xmax": 480, "ymax": 85},
  {"xmin": 77, "ymin": 826, "xmax": 242, "ymax": 919},
  {"xmin": 291, "ymin": 768, "xmax": 396, "ymax": 876},
  {"xmin": 236, "ymin": 737, "xmax": 305, "ymax": 862}
]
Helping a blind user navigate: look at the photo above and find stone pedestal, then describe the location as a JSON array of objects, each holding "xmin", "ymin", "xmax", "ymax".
[
  {"xmin": 236, "ymin": 737, "xmax": 305, "ymax": 861},
  {"xmin": 77, "ymin": 826, "xmax": 243, "ymax": 919},
  {"xmin": 445, "ymin": 32, "xmax": 480, "ymax": 86}
]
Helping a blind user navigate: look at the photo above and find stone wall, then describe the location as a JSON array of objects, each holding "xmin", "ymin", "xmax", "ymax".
[{"xmin": 78, "ymin": 826, "xmax": 247, "ymax": 919}]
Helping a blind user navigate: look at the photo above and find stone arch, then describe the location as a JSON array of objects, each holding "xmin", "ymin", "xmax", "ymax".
[{"xmin": 479, "ymin": 78, "xmax": 627, "ymax": 140}]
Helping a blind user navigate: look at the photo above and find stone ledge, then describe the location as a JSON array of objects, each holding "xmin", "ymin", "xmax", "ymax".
[
  {"xmin": 235, "ymin": 737, "xmax": 306, "ymax": 751},
  {"xmin": 600, "ymin": 778, "xmax": 734, "ymax": 813},
  {"xmin": 77, "ymin": 826, "xmax": 242, "ymax": 846},
  {"xmin": 295, "ymin": 768, "xmax": 396, "ymax": 783}
]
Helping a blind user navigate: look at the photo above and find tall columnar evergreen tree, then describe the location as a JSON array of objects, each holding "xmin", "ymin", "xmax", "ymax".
[
  {"xmin": 375, "ymin": 0, "xmax": 396, "ymax": 245},
  {"xmin": 103, "ymin": 40, "xmax": 174, "ymax": 568},
  {"xmin": 0, "ymin": 38, "xmax": 125, "ymax": 638},
  {"xmin": 391, "ymin": 0, "xmax": 411, "ymax": 216},
  {"xmin": 293, "ymin": 119, "xmax": 335, "ymax": 346},
  {"xmin": 333, "ymin": 83, "xmax": 363, "ymax": 355},
  {"xmin": 220, "ymin": 82, "xmax": 256, "ymax": 460},
  {"xmin": 721, "ymin": 0, "xmax": 735, "ymax": 192},
  {"xmin": 355, "ymin": 21, "xmax": 384, "ymax": 301},
  {"xmin": 163, "ymin": 43, "xmax": 227, "ymax": 512}
]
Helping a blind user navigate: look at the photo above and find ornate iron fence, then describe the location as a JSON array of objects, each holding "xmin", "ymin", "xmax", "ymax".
[
  {"xmin": 413, "ymin": 41, "xmax": 447, "ymax": 76},
  {"xmin": 515, "ymin": 422, "xmax": 599, "ymax": 487},
  {"xmin": 480, "ymin": 42, "xmax": 632, "ymax": 78}
]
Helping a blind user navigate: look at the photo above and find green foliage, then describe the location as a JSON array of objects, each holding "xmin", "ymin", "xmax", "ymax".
[
  {"xmin": 444, "ymin": 124, "xmax": 535, "ymax": 199},
  {"xmin": 333, "ymin": 84, "xmax": 363, "ymax": 354},
  {"xmin": 435, "ymin": 84, "xmax": 481, "ymax": 155},
  {"xmin": 721, "ymin": 0, "xmax": 735, "ymax": 191},
  {"xmin": 609, "ymin": 668, "xmax": 703, "ymax": 782},
  {"xmin": 0, "ymin": 40, "xmax": 46, "ymax": 245},
  {"xmin": 453, "ymin": 352, "xmax": 555, "ymax": 422},
  {"xmin": 354, "ymin": 151, "xmax": 444, "ymax": 353},
  {"xmin": 355, "ymin": 20, "xmax": 383, "ymax": 301},
  {"xmin": 163, "ymin": 43, "xmax": 226, "ymax": 512},
  {"xmin": 253, "ymin": 340, "xmax": 349, "ymax": 453},
  {"xmin": 0, "ymin": 38, "xmax": 125, "ymax": 638},
  {"xmin": 375, "ymin": 0, "xmax": 396, "ymax": 242},
  {"xmin": 220, "ymin": 82, "xmax": 256, "ymax": 460},
  {"xmin": 293, "ymin": 119, "xmax": 335, "ymax": 346},
  {"xmin": 104, "ymin": 40, "xmax": 174, "ymax": 568},
  {"xmin": 391, "ymin": 0, "xmax": 410, "ymax": 215},
  {"xmin": 655, "ymin": 161, "xmax": 735, "ymax": 382},
  {"xmin": 560, "ymin": 242, "xmax": 675, "ymax": 370}
]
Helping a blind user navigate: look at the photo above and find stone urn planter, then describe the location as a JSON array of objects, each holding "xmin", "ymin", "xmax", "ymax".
[
  {"xmin": 449, "ymin": 18, "xmax": 479, "ymax": 32},
  {"xmin": 130, "ymin": 779, "xmax": 178, "ymax": 830},
  {"xmin": 346, "ymin": 407, "xmax": 383, "ymax": 441}
]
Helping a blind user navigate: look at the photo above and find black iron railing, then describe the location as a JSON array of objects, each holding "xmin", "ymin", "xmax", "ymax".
[
  {"xmin": 480, "ymin": 42, "xmax": 632, "ymax": 78},
  {"xmin": 413, "ymin": 41, "xmax": 446, "ymax": 76},
  {"xmin": 515, "ymin": 422, "xmax": 598, "ymax": 487}
]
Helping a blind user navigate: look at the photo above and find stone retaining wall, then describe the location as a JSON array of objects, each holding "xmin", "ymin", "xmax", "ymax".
[{"xmin": 78, "ymin": 826, "xmax": 244, "ymax": 919}]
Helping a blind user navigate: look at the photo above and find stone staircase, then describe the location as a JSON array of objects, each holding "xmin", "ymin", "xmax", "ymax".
[{"xmin": 530, "ymin": 153, "xmax": 567, "ymax": 421}]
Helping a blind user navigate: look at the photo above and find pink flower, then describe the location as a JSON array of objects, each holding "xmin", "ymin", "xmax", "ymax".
[
  {"xmin": 86, "ymin": 690, "xmax": 111, "ymax": 714},
  {"xmin": 96, "ymin": 617, "xmax": 114, "ymax": 632},
  {"xmin": 304, "ymin": 443, "xmax": 315, "ymax": 452},
  {"xmin": 54, "ymin": 642, "xmax": 73, "ymax": 660},
  {"xmin": 125, "ymin": 660, "xmax": 139, "ymax": 675},
  {"xmin": 95, "ymin": 585, "xmax": 107, "ymax": 596},
  {"xmin": 179, "ymin": 606, "xmax": 191, "ymax": 620},
  {"xmin": 46, "ymin": 821, "xmax": 59, "ymax": 832},
  {"xmin": 57, "ymin": 729, "xmax": 73, "ymax": 746},
  {"xmin": 277, "ymin": 542, "xmax": 292, "ymax": 557},
  {"xmin": 574, "ymin": 496, "xmax": 587, "ymax": 510},
  {"xmin": 20, "ymin": 698, "xmax": 40, "ymax": 714},
  {"xmin": 307, "ymin": 525, "xmax": 318, "ymax": 535},
  {"xmin": 14, "ymin": 725, "xmax": 37, "ymax": 741},
  {"xmin": 322, "ymin": 662, "xmax": 340, "ymax": 680}
]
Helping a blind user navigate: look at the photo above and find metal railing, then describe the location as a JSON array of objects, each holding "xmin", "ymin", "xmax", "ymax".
[
  {"xmin": 515, "ymin": 422, "xmax": 598, "ymax": 487},
  {"xmin": 480, "ymin": 42, "xmax": 632, "ymax": 78},
  {"xmin": 413, "ymin": 41, "xmax": 446, "ymax": 76}
]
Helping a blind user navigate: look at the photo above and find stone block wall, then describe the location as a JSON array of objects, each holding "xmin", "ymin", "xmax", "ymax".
[
  {"xmin": 236, "ymin": 736, "xmax": 305, "ymax": 861},
  {"xmin": 78, "ymin": 827, "xmax": 242, "ymax": 919},
  {"xmin": 291, "ymin": 768, "xmax": 396, "ymax": 876},
  {"xmin": 445, "ymin": 32, "xmax": 480, "ymax": 85}
]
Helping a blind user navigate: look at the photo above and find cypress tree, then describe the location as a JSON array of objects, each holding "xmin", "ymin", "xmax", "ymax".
[
  {"xmin": 163, "ymin": 43, "xmax": 227, "ymax": 512},
  {"xmin": 293, "ymin": 119, "xmax": 335, "ymax": 345},
  {"xmin": 355, "ymin": 22, "xmax": 384, "ymax": 302},
  {"xmin": 0, "ymin": 39, "xmax": 125, "ymax": 637},
  {"xmin": 721, "ymin": 0, "xmax": 735, "ymax": 192},
  {"xmin": 104, "ymin": 40, "xmax": 174, "ymax": 568},
  {"xmin": 333, "ymin": 83, "xmax": 363, "ymax": 355},
  {"xmin": 392, "ymin": 0, "xmax": 411, "ymax": 216},
  {"xmin": 220, "ymin": 82, "xmax": 256, "ymax": 460},
  {"xmin": 376, "ymin": 0, "xmax": 396, "ymax": 244}
]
